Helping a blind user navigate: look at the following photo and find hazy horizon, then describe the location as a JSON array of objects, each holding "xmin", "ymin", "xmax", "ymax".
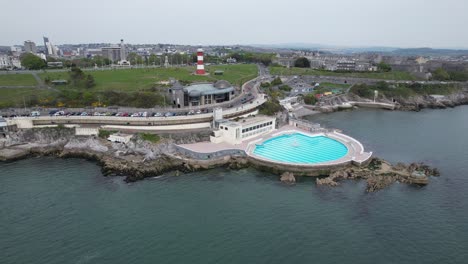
[{"xmin": 2, "ymin": 0, "xmax": 468, "ymax": 49}]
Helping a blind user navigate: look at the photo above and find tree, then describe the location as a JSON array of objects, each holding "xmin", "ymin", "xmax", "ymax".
[
  {"xmin": 259, "ymin": 100, "xmax": 282, "ymax": 116},
  {"xmin": 85, "ymin": 74, "xmax": 95, "ymax": 88},
  {"xmin": 278, "ymin": 85, "xmax": 292, "ymax": 92},
  {"xmin": 349, "ymin": 84, "xmax": 374, "ymax": 98},
  {"xmin": 148, "ymin": 54, "xmax": 158, "ymax": 66},
  {"xmin": 294, "ymin": 57, "xmax": 310, "ymax": 68},
  {"xmin": 127, "ymin": 52, "xmax": 142, "ymax": 65},
  {"xmin": 377, "ymin": 62, "xmax": 392, "ymax": 72},
  {"xmin": 303, "ymin": 94, "xmax": 317, "ymax": 105},
  {"xmin": 271, "ymin": 77, "xmax": 283, "ymax": 86},
  {"xmin": 69, "ymin": 66, "xmax": 85, "ymax": 86},
  {"xmin": 68, "ymin": 66, "xmax": 95, "ymax": 88},
  {"xmin": 432, "ymin": 68, "xmax": 450, "ymax": 81},
  {"xmin": 20, "ymin": 53, "xmax": 46, "ymax": 70}
]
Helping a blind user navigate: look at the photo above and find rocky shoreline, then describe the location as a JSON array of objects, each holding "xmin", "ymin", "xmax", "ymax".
[
  {"xmin": 316, "ymin": 88, "xmax": 468, "ymax": 112},
  {"xmin": 0, "ymin": 127, "xmax": 440, "ymax": 192}
]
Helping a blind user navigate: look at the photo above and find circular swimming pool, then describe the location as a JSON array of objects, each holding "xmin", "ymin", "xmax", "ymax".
[{"xmin": 253, "ymin": 133, "xmax": 349, "ymax": 164}]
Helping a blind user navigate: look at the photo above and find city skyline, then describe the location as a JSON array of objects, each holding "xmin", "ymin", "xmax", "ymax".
[{"xmin": 2, "ymin": 0, "xmax": 468, "ymax": 49}]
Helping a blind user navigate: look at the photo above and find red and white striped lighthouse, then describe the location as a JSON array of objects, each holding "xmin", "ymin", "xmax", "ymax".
[{"xmin": 196, "ymin": 48, "xmax": 206, "ymax": 75}]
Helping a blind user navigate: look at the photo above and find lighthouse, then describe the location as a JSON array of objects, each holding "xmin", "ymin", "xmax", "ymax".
[{"xmin": 196, "ymin": 48, "xmax": 206, "ymax": 75}]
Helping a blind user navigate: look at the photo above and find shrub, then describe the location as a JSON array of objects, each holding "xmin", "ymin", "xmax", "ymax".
[
  {"xmin": 278, "ymin": 85, "xmax": 292, "ymax": 92},
  {"xmin": 294, "ymin": 57, "xmax": 311, "ymax": 68},
  {"xmin": 259, "ymin": 99, "xmax": 282, "ymax": 116},
  {"xmin": 271, "ymin": 77, "xmax": 282, "ymax": 86},
  {"xmin": 98, "ymin": 130, "xmax": 116, "ymax": 139},
  {"xmin": 303, "ymin": 94, "xmax": 317, "ymax": 105},
  {"xmin": 140, "ymin": 133, "xmax": 160, "ymax": 143}
]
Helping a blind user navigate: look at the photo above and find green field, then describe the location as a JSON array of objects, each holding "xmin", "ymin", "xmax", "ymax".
[
  {"xmin": 0, "ymin": 88, "xmax": 56, "ymax": 108},
  {"xmin": 38, "ymin": 64, "xmax": 257, "ymax": 92},
  {"xmin": 0, "ymin": 64, "xmax": 257, "ymax": 108},
  {"xmin": 0, "ymin": 73, "xmax": 37, "ymax": 86},
  {"xmin": 269, "ymin": 66, "xmax": 419, "ymax": 81}
]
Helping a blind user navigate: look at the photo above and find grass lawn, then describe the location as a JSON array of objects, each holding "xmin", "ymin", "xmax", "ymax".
[
  {"xmin": 0, "ymin": 64, "xmax": 258, "ymax": 109},
  {"xmin": 269, "ymin": 66, "xmax": 419, "ymax": 81},
  {"xmin": 38, "ymin": 64, "xmax": 257, "ymax": 92},
  {"xmin": 207, "ymin": 64, "xmax": 258, "ymax": 86},
  {"xmin": 0, "ymin": 73, "xmax": 37, "ymax": 86},
  {"xmin": 140, "ymin": 133, "xmax": 160, "ymax": 143},
  {"xmin": 0, "ymin": 88, "xmax": 56, "ymax": 108}
]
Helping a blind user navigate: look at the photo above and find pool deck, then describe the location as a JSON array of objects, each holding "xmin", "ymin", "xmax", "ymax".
[{"xmin": 178, "ymin": 125, "xmax": 372, "ymax": 167}]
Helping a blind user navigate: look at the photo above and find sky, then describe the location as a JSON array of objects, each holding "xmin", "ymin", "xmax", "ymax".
[{"xmin": 2, "ymin": 0, "xmax": 468, "ymax": 48}]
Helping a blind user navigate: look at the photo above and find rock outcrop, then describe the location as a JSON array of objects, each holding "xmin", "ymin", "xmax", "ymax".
[
  {"xmin": 280, "ymin": 172, "xmax": 296, "ymax": 184},
  {"xmin": 316, "ymin": 158, "xmax": 439, "ymax": 192}
]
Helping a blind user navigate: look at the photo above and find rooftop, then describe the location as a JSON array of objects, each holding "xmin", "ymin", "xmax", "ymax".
[
  {"xmin": 184, "ymin": 82, "xmax": 234, "ymax": 97},
  {"xmin": 238, "ymin": 115, "xmax": 276, "ymax": 127}
]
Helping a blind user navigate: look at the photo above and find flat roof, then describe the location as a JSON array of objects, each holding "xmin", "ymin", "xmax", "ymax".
[
  {"xmin": 184, "ymin": 83, "xmax": 234, "ymax": 96},
  {"xmin": 218, "ymin": 119, "xmax": 241, "ymax": 128},
  {"xmin": 238, "ymin": 115, "xmax": 275, "ymax": 127}
]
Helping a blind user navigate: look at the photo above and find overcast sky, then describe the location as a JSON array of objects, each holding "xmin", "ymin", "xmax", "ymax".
[{"xmin": 2, "ymin": 0, "xmax": 467, "ymax": 48}]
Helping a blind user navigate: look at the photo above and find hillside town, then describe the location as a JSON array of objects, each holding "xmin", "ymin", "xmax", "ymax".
[{"xmin": 2, "ymin": 37, "xmax": 468, "ymax": 83}]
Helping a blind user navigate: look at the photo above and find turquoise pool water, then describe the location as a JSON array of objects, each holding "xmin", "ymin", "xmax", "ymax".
[{"xmin": 253, "ymin": 133, "xmax": 348, "ymax": 164}]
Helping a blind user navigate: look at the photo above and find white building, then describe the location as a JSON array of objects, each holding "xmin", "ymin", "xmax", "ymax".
[
  {"xmin": 108, "ymin": 133, "xmax": 133, "ymax": 144},
  {"xmin": 210, "ymin": 115, "xmax": 276, "ymax": 145},
  {"xmin": 0, "ymin": 55, "xmax": 9, "ymax": 69},
  {"xmin": 0, "ymin": 55, "xmax": 22, "ymax": 69},
  {"xmin": 11, "ymin": 57, "xmax": 21, "ymax": 68}
]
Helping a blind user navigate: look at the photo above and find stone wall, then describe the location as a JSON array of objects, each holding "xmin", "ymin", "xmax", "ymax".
[{"xmin": 174, "ymin": 144, "xmax": 246, "ymax": 160}]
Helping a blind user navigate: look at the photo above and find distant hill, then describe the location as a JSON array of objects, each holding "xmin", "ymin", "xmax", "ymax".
[
  {"xmin": 388, "ymin": 48, "xmax": 468, "ymax": 57},
  {"xmin": 252, "ymin": 43, "xmax": 468, "ymax": 56}
]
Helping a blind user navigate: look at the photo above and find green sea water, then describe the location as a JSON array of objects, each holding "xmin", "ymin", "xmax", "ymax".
[{"xmin": 1, "ymin": 106, "xmax": 468, "ymax": 264}]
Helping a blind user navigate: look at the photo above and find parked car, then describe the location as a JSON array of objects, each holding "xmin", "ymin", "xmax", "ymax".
[
  {"xmin": 49, "ymin": 110, "xmax": 58, "ymax": 116},
  {"xmin": 164, "ymin": 112, "xmax": 174, "ymax": 117},
  {"xmin": 153, "ymin": 112, "xmax": 163, "ymax": 117},
  {"xmin": 131, "ymin": 113, "xmax": 140, "ymax": 117},
  {"xmin": 30, "ymin": 111, "xmax": 40, "ymax": 117},
  {"xmin": 187, "ymin": 110, "xmax": 195, "ymax": 115},
  {"xmin": 195, "ymin": 109, "xmax": 202, "ymax": 114},
  {"xmin": 80, "ymin": 112, "xmax": 88, "ymax": 116}
]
